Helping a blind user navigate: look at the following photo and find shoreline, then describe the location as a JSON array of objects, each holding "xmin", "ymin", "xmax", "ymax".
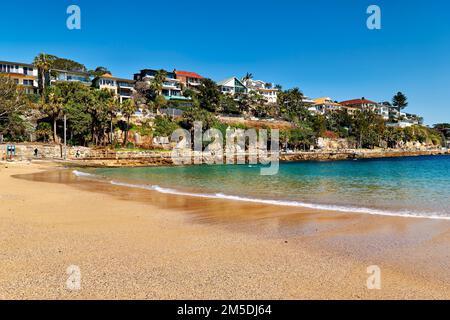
[
  {"xmin": 1, "ymin": 162, "xmax": 449, "ymax": 299},
  {"xmin": 2, "ymin": 143, "xmax": 448, "ymax": 167},
  {"xmin": 74, "ymin": 168, "xmax": 450, "ymax": 221},
  {"xmin": 69, "ymin": 148, "xmax": 450, "ymax": 168}
]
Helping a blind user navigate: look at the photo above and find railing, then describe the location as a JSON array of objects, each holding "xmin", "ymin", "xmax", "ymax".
[{"xmin": 118, "ymin": 83, "xmax": 133, "ymax": 88}]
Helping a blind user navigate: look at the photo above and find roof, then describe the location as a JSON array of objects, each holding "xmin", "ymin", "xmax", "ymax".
[
  {"xmin": 175, "ymin": 70, "xmax": 203, "ymax": 79},
  {"xmin": 95, "ymin": 73, "xmax": 134, "ymax": 83},
  {"xmin": 314, "ymin": 97, "xmax": 341, "ymax": 106},
  {"xmin": 217, "ymin": 77, "xmax": 246, "ymax": 88},
  {"xmin": 51, "ymin": 68, "xmax": 90, "ymax": 76},
  {"xmin": 217, "ymin": 77, "xmax": 235, "ymax": 86},
  {"xmin": 0, "ymin": 60, "xmax": 34, "ymax": 68},
  {"xmin": 340, "ymin": 98, "xmax": 378, "ymax": 106}
]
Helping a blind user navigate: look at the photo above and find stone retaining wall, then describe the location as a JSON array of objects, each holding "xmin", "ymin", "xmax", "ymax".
[{"xmin": 1, "ymin": 143, "xmax": 448, "ymax": 166}]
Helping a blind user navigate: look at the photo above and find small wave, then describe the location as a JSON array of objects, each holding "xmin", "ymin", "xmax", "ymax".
[
  {"xmin": 72, "ymin": 170, "xmax": 95, "ymax": 178},
  {"xmin": 109, "ymin": 180, "xmax": 450, "ymax": 221}
]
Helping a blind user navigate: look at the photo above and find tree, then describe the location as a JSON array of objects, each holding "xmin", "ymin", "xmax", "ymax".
[
  {"xmin": 84, "ymin": 89, "xmax": 112, "ymax": 145},
  {"xmin": 35, "ymin": 122, "xmax": 52, "ymax": 142},
  {"xmin": 51, "ymin": 81, "xmax": 94, "ymax": 146},
  {"xmin": 433, "ymin": 123, "xmax": 450, "ymax": 130},
  {"xmin": 106, "ymin": 96, "xmax": 120, "ymax": 144},
  {"xmin": 89, "ymin": 66, "xmax": 111, "ymax": 77},
  {"xmin": 237, "ymin": 91, "xmax": 268, "ymax": 117},
  {"xmin": 180, "ymin": 107, "xmax": 217, "ymax": 132},
  {"xmin": 289, "ymin": 124, "xmax": 315, "ymax": 151},
  {"xmin": 383, "ymin": 127, "xmax": 403, "ymax": 148},
  {"xmin": 326, "ymin": 109, "xmax": 353, "ymax": 137},
  {"xmin": 353, "ymin": 109, "xmax": 385, "ymax": 148},
  {"xmin": 33, "ymin": 53, "xmax": 57, "ymax": 94},
  {"xmin": 277, "ymin": 87, "xmax": 308, "ymax": 121},
  {"xmin": 242, "ymin": 72, "xmax": 253, "ymax": 82},
  {"xmin": 133, "ymin": 80, "xmax": 154, "ymax": 113},
  {"xmin": 52, "ymin": 58, "xmax": 87, "ymax": 73},
  {"xmin": 0, "ymin": 76, "xmax": 33, "ymax": 141},
  {"xmin": 41, "ymin": 87, "xmax": 64, "ymax": 143},
  {"xmin": 197, "ymin": 78, "xmax": 221, "ymax": 113},
  {"xmin": 392, "ymin": 92, "xmax": 408, "ymax": 112},
  {"xmin": 120, "ymin": 99, "xmax": 138, "ymax": 146},
  {"xmin": 153, "ymin": 115, "xmax": 180, "ymax": 137},
  {"xmin": 274, "ymin": 84, "xmax": 283, "ymax": 90},
  {"xmin": 219, "ymin": 94, "xmax": 239, "ymax": 115},
  {"xmin": 151, "ymin": 69, "xmax": 167, "ymax": 97}
]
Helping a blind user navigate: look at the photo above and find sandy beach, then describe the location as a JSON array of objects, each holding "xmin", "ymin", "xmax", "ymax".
[{"xmin": 1, "ymin": 161, "xmax": 449, "ymax": 299}]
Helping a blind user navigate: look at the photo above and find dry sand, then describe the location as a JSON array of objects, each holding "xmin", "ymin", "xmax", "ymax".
[{"xmin": 0, "ymin": 161, "xmax": 449, "ymax": 299}]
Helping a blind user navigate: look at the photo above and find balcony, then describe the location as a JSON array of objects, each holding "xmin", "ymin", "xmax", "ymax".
[
  {"xmin": 118, "ymin": 82, "xmax": 134, "ymax": 88},
  {"xmin": 119, "ymin": 91, "xmax": 132, "ymax": 97},
  {"xmin": 163, "ymin": 82, "xmax": 181, "ymax": 89}
]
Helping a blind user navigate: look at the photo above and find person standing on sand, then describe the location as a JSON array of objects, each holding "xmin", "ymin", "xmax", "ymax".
[{"xmin": 34, "ymin": 148, "xmax": 38, "ymax": 158}]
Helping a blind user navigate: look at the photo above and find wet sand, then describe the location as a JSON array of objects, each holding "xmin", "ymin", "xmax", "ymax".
[{"xmin": 1, "ymin": 161, "xmax": 449, "ymax": 299}]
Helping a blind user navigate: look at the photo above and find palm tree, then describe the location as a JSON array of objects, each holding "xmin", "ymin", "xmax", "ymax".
[
  {"xmin": 242, "ymin": 72, "xmax": 253, "ymax": 82},
  {"xmin": 392, "ymin": 92, "xmax": 408, "ymax": 112},
  {"xmin": 106, "ymin": 96, "xmax": 120, "ymax": 144},
  {"xmin": 41, "ymin": 89, "xmax": 64, "ymax": 143},
  {"xmin": 120, "ymin": 99, "xmax": 138, "ymax": 146},
  {"xmin": 151, "ymin": 69, "xmax": 167, "ymax": 96},
  {"xmin": 274, "ymin": 84, "xmax": 283, "ymax": 90},
  {"xmin": 33, "ymin": 53, "xmax": 56, "ymax": 95}
]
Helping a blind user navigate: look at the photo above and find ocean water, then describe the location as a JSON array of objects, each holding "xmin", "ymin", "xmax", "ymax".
[{"xmin": 77, "ymin": 155, "xmax": 450, "ymax": 220}]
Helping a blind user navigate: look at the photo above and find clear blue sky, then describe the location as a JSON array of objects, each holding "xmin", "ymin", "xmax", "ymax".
[{"xmin": 1, "ymin": 0, "xmax": 449, "ymax": 124}]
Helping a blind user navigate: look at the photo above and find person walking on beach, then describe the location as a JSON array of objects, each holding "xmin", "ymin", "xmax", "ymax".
[
  {"xmin": 34, "ymin": 148, "xmax": 38, "ymax": 158},
  {"xmin": 76, "ymin": 149, "xmax": 81, "ymax": 158}
]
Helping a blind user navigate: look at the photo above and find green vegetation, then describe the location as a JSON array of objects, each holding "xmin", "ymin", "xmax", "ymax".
[
  {"xmin": 0, "ymin": 77, "xmax": 34, "ymax": 141},
  {"xmin": 392, "ymin": 92, "xmax": 408, "ymax": 112},
  {"xmin": 0, "ymin": 54, "xmax": 444, "ymax": 151}
]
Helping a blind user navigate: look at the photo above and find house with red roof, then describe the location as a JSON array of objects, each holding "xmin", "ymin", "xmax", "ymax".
[
  {"xmin": 339, "ymin": 98, "xmax": 379, "ymax": 110},
  {"xmin": 340, "ymin": 98, "xmax": 389, "ymax": 119},
  {"xmin": 175, "ymin": 70, "xmax": 203, "ymax": 89}
]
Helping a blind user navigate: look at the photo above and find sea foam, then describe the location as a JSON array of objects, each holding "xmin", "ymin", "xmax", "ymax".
[{"xmin": 73, "ymin": 170, "xmax": 450, "ymax": 221}]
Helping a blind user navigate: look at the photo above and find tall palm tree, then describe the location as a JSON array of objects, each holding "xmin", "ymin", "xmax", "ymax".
[
  {"xmin": 242, "ymin": 72, "xmax": 253, "ymax": 82},
  {"xmin": 33, "ymin": 53, "xmax": 56, "ymax": 95},
  {"xmin": 41, "ymin": 89, "xmax": 64, "ymax": 143},
  {"xmin": 106, "ymin": 95, "xmax": 120, "ymax": 144},
  {"xmin": 151, "ymin": 69, "xmax": 167, "ymax": 96},
  {"xmin": 120, "ymin": 99, "xmax": 138, "ymax": 146},
  {"xmin": 274, "ymin": 84, "xmax": 283, "ymax": 90}
]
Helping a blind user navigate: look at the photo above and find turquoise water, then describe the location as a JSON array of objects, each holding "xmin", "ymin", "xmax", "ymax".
[{"xmin": 82, "ymin": 155, "xmax": 450, "ymax": 219}]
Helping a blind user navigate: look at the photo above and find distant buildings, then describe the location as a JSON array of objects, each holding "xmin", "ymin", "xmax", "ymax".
[
  {"xmin": 242, "ymin": 79, "xmax": 278, "ymax": 103},
  {"xmin": 174, "ymin": 70, "xmax": 203, "ymax": 90},
  {"xmin": 0, "ymin": 60, "xmax": 38, "ymax": 94},
  {"xmin": 340, "ymin": 98, "xmax": 389, "ymax": 120},
  {"xmin": 49, "ymin": 69, "xmax": 91, "ymax": 86},
  {"xmin": 134, "ymin": 69, "xmax": 189, "ymax": 101},
  {"xmin": 340, "ymin": 98, "xmax": 379, "ymax": 110},
  {"xmin": 217, "ymin": 77, "xmax": 248, "ymax": 96},
  {"xmin": 310, "ymin": 97, "xmax": 342, "ymax": 114},
  {"xmin": 92, "ymin": 73, "xmax": 135, "ymax": 103},
  {"xmin": 0, "ymin": 56, "xmax": 428, "ymax": 125}
]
